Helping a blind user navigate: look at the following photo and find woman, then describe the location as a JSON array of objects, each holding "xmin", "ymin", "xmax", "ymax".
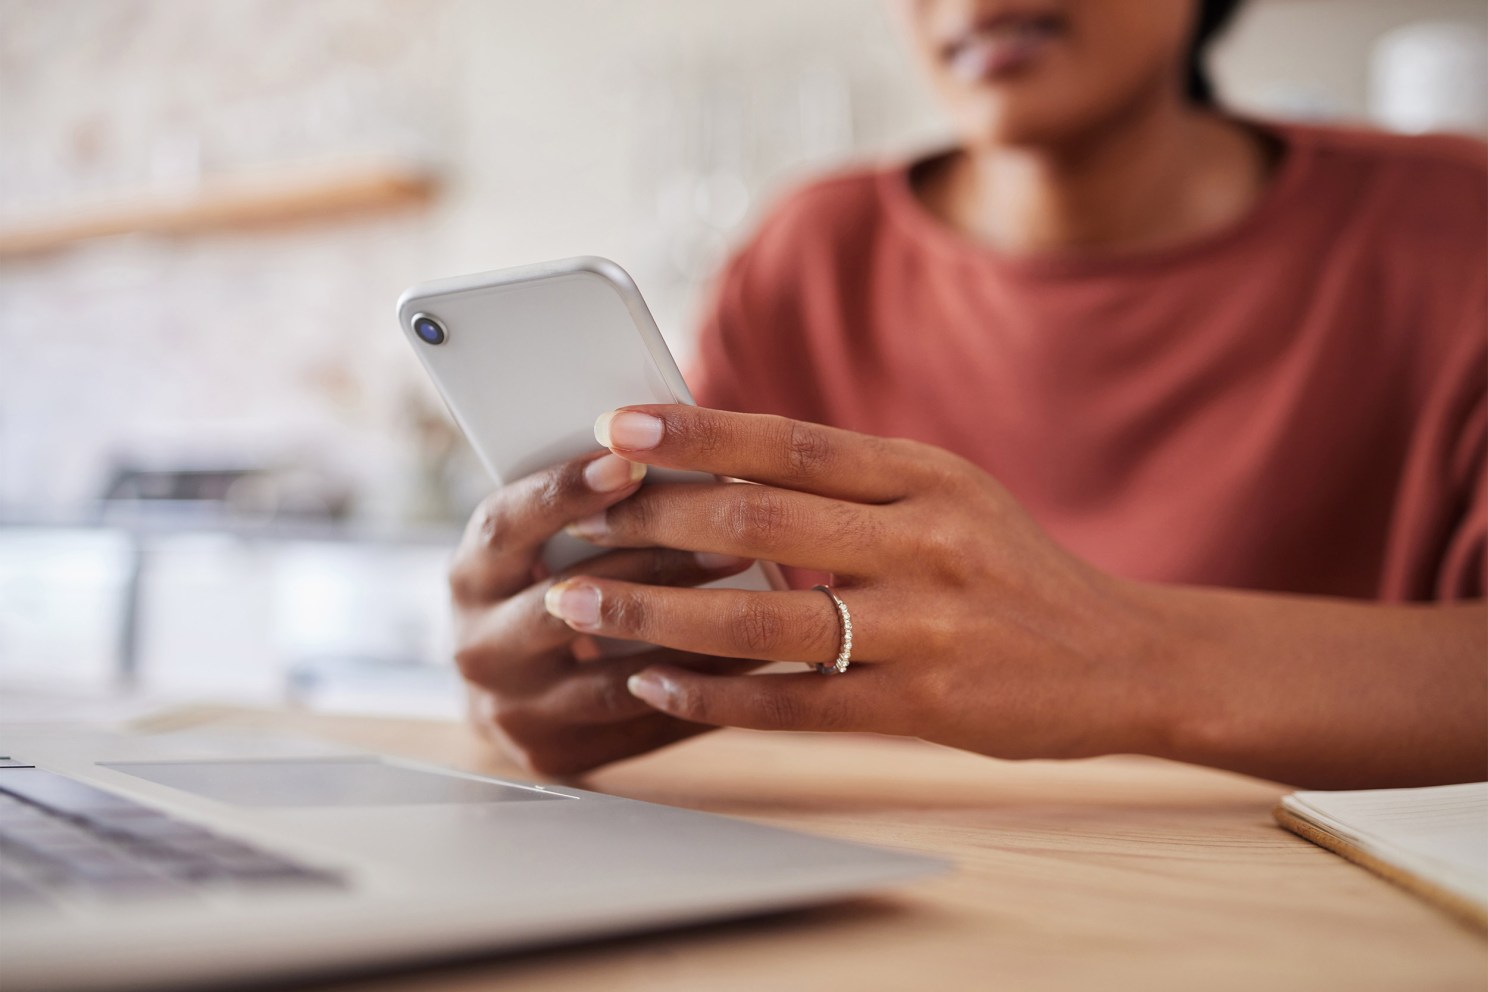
[{"xmin": 448, "ymin": 0, "xmax": 1486, "ymax": 788}]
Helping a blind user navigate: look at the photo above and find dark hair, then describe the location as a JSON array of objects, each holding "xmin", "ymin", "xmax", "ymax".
[{"xmin": 1187, "ymin": 0, "xmax": 1246, "ymax": 106}]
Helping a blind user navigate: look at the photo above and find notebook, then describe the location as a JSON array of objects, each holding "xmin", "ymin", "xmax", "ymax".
[{"xmin": 1275, "ymin": 781, "xmax": 1488, "ymax": 933}]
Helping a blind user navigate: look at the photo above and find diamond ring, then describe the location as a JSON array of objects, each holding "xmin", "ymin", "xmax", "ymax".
[{"xmin": 811, "ymin": 584, "xmax": 852, "ymax": 675}]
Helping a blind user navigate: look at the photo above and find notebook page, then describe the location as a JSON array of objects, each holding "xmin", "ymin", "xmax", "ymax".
[{"xmin": 1281, "ymin": 782, "xmax": 1488, "ymax": 908}]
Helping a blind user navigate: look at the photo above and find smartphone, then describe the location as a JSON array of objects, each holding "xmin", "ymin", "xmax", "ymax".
[{"xmin": 396, "ymin": 255, "xmax": 786, "ymax": 593}]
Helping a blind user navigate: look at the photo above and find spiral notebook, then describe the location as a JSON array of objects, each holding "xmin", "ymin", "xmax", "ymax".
[{"xmin": 1274, "ymin": 781, "xmax": 1488, "ymax": 933}]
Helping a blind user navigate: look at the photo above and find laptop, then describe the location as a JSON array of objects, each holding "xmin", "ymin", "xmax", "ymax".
[{"xmin": 0, "ymin": 721, "xmax": 945, "ymax": 991}]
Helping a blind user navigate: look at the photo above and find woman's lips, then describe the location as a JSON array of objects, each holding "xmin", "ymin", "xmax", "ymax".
[{"xmin": 943, "ymin": 16, "xmax": 1065, "ymax": 83}]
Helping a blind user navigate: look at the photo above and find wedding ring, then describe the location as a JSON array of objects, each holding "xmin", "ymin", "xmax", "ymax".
[{"xmin": 811, "ymin": 584, "xmax": 852, "ymax": 675}]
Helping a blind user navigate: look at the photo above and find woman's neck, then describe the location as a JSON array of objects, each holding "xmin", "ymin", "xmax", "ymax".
[{"xmin": 922, "ymin": 97, "xmax": 1276, "ymax": 256}]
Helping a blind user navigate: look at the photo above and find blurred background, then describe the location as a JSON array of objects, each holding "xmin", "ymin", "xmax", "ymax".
[{"xmin": 3, "ymin": 0, "xmax": 1486, "ymax": 719}]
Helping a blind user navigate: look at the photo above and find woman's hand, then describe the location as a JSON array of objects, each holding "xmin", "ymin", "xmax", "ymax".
[
  {"xmin": 456, "ymin": 403, "xmax": 1485, "ymax": 786},
  {"xmin": 447, "ymin": 449, "xmax": 765, "ymax": 777},
  {"xmin": 543, "ymin": 404, "xmax": 1165, "ymax": 763}
]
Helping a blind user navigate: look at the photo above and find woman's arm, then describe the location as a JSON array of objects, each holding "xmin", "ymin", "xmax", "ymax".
[
  {"xmin": 540, "ymin": 403, "xmax": 1487, "ymax": 787},
  {"xmin": 1131, "ymin": 585, "xmax": 1485, "ymax": 788}
]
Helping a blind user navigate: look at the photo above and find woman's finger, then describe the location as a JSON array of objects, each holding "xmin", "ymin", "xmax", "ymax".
[
  {"xmin": 568, "ymin": 481, "xmax": 893, "ymax": 576},
  {"xmin": 595, "ymin": 405, "xmax": 929, "ymax": 503},
  {"xmin": 544, "ymin": 579, "xmax": 891, "ymax": 667},
  {"xmin": 467, "ymin": 686, "xmax": 718, "ymax": 778},
  {"xmin": 535, "ymin": 650, "xmax": 761, "ymax": 725},
  {"xmin": 449, "ymin": 451, "xmax": 647, "ymax": 605},
  {"xmin": 535, "ymin": 713, "xmax": 717, "ymax": 779},
  {"xmin": 624, "ymin": 664, "xmax": 892, "ymax": 734},
  {"xmin": 455, "ymin": 548, "xmax": 755, "ymax": 689}
]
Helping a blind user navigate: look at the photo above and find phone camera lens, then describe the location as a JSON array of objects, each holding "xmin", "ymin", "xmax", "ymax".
[{"xmin": 412, "ymin": 314, "xmax": 447, "ymax": 345}]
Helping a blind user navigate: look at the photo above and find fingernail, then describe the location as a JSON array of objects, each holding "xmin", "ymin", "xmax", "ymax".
[
  {"xmin": 544, "ymin": 580, "xmax": 602, "ymax": 628},
  {"xmin": 583, "ymin": 453, "xmax": 646, "ymax": 493},
  {"xmin": 595, "ymin": 410, "xmax": 664, "ymax": 451},
  {"xmin": 565, "ymin": 511, "xmax": 608, "ymax": 540},
  {"xmin": 695, "ymin": 552, "xmax": 751, "ymax": 570},
  {"xmin": 627, "ymin": 672, "xmax": 673, "ymax": 708}
]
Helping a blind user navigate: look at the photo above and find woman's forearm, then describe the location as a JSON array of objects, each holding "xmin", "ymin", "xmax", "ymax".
[{"xmin": 1132, "ymin": 583, "xmax": 1488, "ymax": 788}]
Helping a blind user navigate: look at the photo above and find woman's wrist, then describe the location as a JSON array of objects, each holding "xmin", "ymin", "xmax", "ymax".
[
  {"xmin": 1088, "ymin": 574, "xmax": 1219, "ymax": 765},
  {"xmin": 1037, "ymin": 566, "xmax": 1191, "ymax": 762}
]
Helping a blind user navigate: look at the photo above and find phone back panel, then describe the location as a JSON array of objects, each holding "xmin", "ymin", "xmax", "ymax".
[
  {"xmin": 398, "ymin": 257, "xmax": 781, "ymax": 589},
  {"xmin": 398, "ymin": 257, "xmax": 687, "ymax": 486}
]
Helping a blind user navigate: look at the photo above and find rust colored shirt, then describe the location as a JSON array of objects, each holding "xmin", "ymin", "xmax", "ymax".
[{"xmin": 689, "ymin": 123, "xmax": 1487, "ymax": 602}]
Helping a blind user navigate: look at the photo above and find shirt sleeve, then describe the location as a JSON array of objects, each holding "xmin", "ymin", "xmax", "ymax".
[
  {"xmin": 1438, "ymin": 373, "xmax": 1486, "ymax": 599},
  {"xmin": 1380, "ymin": 285, "xmax": 1488, "ymax": 602}
]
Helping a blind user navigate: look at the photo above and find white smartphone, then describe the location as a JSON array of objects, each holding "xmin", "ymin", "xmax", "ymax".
[{"xmin": 396, "ymin": 255, "xmax": 786, "ymax": 593}]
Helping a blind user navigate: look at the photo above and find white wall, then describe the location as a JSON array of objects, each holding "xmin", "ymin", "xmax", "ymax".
[
  {"xmin": 1214, "ymin": 0, "xmax": 1488, "ymax": 123},
  {"xmin": 0, "ymin": 0, "xmax": 946, "ymax": 519}
]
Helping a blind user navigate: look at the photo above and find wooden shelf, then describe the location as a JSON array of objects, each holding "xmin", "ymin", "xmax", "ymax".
[{"xmin": 0, "ymin": 161, "xmax": 440, "ymax": 259}]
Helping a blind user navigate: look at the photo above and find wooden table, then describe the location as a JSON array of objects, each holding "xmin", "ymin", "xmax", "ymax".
[{"xmin": 144, "ymin": 706, "xmax": 1487, "ymax": 992}]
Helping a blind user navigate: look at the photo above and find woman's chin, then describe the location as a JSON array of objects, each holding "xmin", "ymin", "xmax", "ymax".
[
  {"xmin": 952, "ymin": 103, "xmax": 1089, "ymax": 150},
  {"xmin": 948, "ymin": 85, "xmax": 1161, "ymax": 152}
]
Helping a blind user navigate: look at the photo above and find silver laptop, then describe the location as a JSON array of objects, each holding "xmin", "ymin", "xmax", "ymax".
[{"xmin": 0, "ymin": 721, "xmax": 944, "ymax": 991}]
